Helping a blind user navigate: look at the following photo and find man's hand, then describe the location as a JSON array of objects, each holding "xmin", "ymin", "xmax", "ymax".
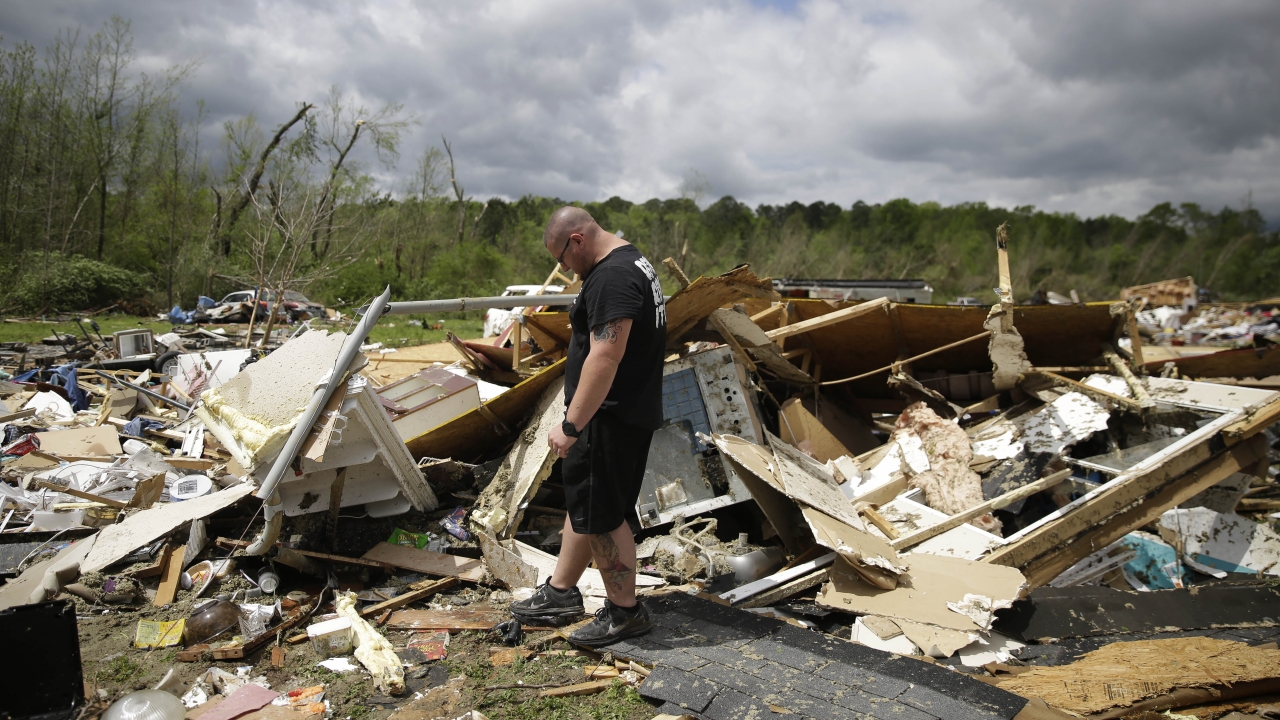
[{"xmin": 548, "ymin": 423, "xmax": 577, "ymax": 458}]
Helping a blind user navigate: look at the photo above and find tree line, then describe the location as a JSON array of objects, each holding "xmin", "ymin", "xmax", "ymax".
[{"xmin": 0, "ymin": 18, "xmax": 1275, "ymax": 315}]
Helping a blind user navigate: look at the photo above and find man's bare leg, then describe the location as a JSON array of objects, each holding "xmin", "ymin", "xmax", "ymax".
[
  {"xmin": 589, "ymin": 523, "xmax": 637, "ymax": 607},
  {"xmin": 551, "ymin": 518, "xmax": 637, "ymax": 607},
  {"xmin": 550, "ymin": 513, "xmax": 594, "ymax": 591}
]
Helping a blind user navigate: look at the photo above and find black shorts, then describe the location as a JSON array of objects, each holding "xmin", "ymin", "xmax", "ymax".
[{"xmin": 562, "ymin": 412, "xmax": 655, "ymax": 535}]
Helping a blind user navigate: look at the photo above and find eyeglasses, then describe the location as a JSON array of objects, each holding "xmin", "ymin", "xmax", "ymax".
[{"xmin": 555, "ymin": 235, "xmax": 572, "ymax": 267}]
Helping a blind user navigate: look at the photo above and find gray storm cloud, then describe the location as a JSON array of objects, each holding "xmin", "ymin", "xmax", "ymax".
[{"xmin": 1, "ymin": 0, "xmax": 1277, "ymax": 219}]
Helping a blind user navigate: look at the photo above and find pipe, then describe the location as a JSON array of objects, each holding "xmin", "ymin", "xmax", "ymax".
[
  {"xmin": 254, "ymin": 285, "xmax": 391, "ymax": 503},
  {"xmin": 245, "ymin": 491, "xmax": 283, "ymax": 556},
  {"xmin": 385, "ymin": 292, "xmax": 675, "ymax": 315},
  {"xmin": 385, "ymin": 294, "xmax": 576, "ymax": 315},
  {"xmin": 94, "ymin": 370, "xmax": 192, "ymax": 412}
]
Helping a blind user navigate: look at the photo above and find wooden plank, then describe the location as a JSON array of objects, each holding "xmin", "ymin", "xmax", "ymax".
[
  {"xmin": 664, "ymin": 265, "xmax": 779, "ymax": 345},
  {"xmin": 985, "ymin": 431, "xmax": 1267, "ymax": 583},
  {"xmin": 737, "ymin": 568, "xmax": 829, "ymax": 609},
  {"xmin": 358, "ymin": 577, "xmax": 457, "ymax": 618},
  {"xmin": 165, "ymin": 457, "xmax": 216, "ymax": 472},
  {"xmin": 891, "ymin": 469, "xmax": 1071, "ymax": 551},
  {"xmin": 1222, "ymin": 394, "xmax": 1280, "ymax": 442},
  {"xmin": 1016, "ymin": 434, "xmax": 1267, "ymax": 587},
  {"xmin": 154, "ymin": 544, "xmax": 184, "ymax": 606},
  {"xmin": 361, "ymin": 542, "xmax": 485, "ymax": 581},
  {"xmin": 539, "ymin": 680, "xmax": 613, "ymax": 698},
  {"xmin": 292, "ymin": 547, "xmax": 393, "ymax": 569},
  {"xmin": 766, "ymin": 297, "xmax": 890, "ymax": 341},
  {"xmin": 1143, "ymin": 343, "xmax": 1280, "ymax": 381},
  {"xmin": 386, "ymin": 608, "xmax": 552, "ymax": 631},
  {"xmin": 34, "ymin": 481, "xmax": 128, "ymax": 509}
]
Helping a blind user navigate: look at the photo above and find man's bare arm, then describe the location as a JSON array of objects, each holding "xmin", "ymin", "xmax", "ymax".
[{"xmin": 566, "ymin": 317, "xmax": 631, "ymax": 429}]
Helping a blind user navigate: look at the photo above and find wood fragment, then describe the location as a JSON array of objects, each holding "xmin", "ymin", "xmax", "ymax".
[
  {"xmin": 766, "ymin": 297, "xmax": 890, "ymax": 342},
  {"xmin": 358, "ymin": 577, "xmax": 457, "ymax": 618},
  {"xmin": 153, "ymin": 544, "xmax": 184, "ymax": 607},
  {"xmin": 538, "ymin": 679, "xmax": 614, "ymax": 698},
  {"xmin": 891, "ymin": 468, "xmax": 1072, "ymax": 551},
  {"xmin": 34, "ymin": 482, "xmax": 128, "ymax": 509}
]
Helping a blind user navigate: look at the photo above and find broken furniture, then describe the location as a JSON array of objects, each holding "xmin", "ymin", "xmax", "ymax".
[
  {"xmin": 374, "ymin": 367, "xmax": 480, "ymax": 442},
  {"xmin": 196, "ymin": 327, "xmax": 437, "ymax": 520}
]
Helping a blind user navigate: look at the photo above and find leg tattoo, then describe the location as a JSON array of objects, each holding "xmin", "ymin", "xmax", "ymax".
[{"xmin": 589, "ymin": 533, "xmax": 633, "ymax": 595}]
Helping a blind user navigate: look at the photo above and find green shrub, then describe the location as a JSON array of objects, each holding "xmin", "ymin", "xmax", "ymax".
[{"xmin": 5, "ymin": 252, "xmax": 151, "ymax": 313}]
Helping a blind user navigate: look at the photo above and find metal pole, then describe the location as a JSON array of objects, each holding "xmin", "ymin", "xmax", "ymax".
[
  {"xmin": 95, "ymin": 370, "xmax": 192, "ymax": 413},
  {"xmin": 384, "ymin": 294, "xmax": 576, "ymax": 315},
  {"xmin": 254, "ymin": 285, "xmax": 392, "ymax": 502}
]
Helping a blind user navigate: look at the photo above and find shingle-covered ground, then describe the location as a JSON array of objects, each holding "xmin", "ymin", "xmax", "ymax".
[{"xmin": 614, "ymin": 593, "xmax": 1032, "ymax": 720}]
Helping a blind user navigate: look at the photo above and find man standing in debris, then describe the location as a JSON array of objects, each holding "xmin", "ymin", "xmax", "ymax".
[{"xmin": 510, "ymin": 206, "xmax": 667, "ymax": 645}]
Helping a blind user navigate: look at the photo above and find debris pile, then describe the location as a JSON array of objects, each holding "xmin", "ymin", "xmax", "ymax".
[{"xmin": 4, "ymin": 246, "xmax": 1280, "ymax": 720}]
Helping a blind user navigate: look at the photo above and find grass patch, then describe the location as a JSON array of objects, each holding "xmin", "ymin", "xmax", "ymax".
[
  {"xmin": 97, "ymin": 655, "xmax": 142, "ymax": 685},
  {"xmin": 440, "ymin": 633, "xmax": 654, "ymax": 720},
  {"xmin": 0, "ymin": 314, "xmax": 171, "ymax": 345},
  {"xmin": 0, "ymin": 313, "xmax": 483, "ymax": 350}
]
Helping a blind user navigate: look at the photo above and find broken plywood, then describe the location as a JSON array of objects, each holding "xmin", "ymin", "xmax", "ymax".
[
  {"xmin": 801, "ymin": 507, "xmax": 905, "ymax": 589},
  {"xmin": 713, "ymin": 434, "xmax": 810, "ymax": 555},
  {"xmin": 361, "ymin": 542, "xmax": 486, "ymax": 581},
  {"xmin": 82, "ymin": 483, "xmax": 253, "ymax": 573},
  {"xmin": 665, "ymin": 265, "xmax": 779, "ymax": 347},
  {"xmin": 817, "ymin": 552, "xmax": 1026, "ymax": 634},
  {"xmin": 37, "ymin": 425, "xmax": 122, "ymax": 457},
  {"xmin": 779, "ymin": 398, "xmax": 852, "ymax": 463},
  {"xmin": 994, "ymin": 637, "xmax": 1280, "ymax": 716},
  {"xmin": 767, "ymin": 433, "xmax": 866, "ymax": 530},
  {"xmin": 470, "ymin": 377, "xmax": 565, "ymax": 538}
]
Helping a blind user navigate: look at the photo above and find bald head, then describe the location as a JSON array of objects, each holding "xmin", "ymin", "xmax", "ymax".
[{"xmin": 543, "ymin": 206, "xmax": 597, "ymax": 247}]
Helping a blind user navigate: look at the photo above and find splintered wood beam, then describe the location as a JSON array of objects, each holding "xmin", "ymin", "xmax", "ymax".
[
  {"xmin": 891, "ymin": 468, "xmax": 1071, "ymax": 551},
  {"xmin": 750, "ymin": 302, "xmax": 786, "ymax": 324},
  {"xmin": 766, "ymin": 297, "xmax": 890, "ymax": 341},
  {"xmin": 1125, "ymin": 305, "xmax": 1147, "ymax": 367},
  {"xmin": 358, "ymin": 577, "xmax": 457, "ymax": 618},
  {"xmin": 1029, "ymin": 370, "xmax": 1146, "ymax": 414}
]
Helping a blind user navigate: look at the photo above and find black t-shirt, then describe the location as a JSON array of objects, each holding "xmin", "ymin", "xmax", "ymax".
[{"xmin": 564, "ymin": 244, "xmax": 667, "ymax": 430}]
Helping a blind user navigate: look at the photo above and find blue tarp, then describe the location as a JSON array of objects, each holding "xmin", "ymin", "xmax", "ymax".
[
  {"xmin": 12, "ymin": 363, "xmax": 88, "ymax": 412},
  {"xmin": 122, "ymin": 417, "xmax": 166, "ymax": 438}
]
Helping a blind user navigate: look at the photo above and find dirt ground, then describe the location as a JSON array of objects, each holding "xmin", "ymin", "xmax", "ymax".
[
  {"xmin": 71, "ymin": 504, "xmax": 655, "ymax": 717},
  {"xmin": 79, "ymin": 608, "xmax": 652, "ymax": 720}
]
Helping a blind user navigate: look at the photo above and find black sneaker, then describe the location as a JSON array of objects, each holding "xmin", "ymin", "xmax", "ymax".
[
  {"xmin": 566, "ymin": 600, "xmax": 653, "ymax": 647},
  {"xmin": 510, "ymin": 580, "xmax": 585, "ymax": 621}
]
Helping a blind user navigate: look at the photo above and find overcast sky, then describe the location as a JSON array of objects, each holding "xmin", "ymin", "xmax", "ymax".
[{"xmin": 3, "ymin": 1, "xmax": 1279, "ymax": 222}]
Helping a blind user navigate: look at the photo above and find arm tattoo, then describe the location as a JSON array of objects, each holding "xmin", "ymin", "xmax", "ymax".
[
  {"xmin": 592, "ymin": 318, "xmax": 623, "ymax": 344},
  {"xmin": 588, "ymin": 532, "xmax": 633, "ymax": 595}
]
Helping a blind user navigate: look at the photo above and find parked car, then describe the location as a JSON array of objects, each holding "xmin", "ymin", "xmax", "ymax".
[
  {"xmin": 483, "ymin": 285, "xmax": 565, "ymax": 337},
  {"xmin": 213, "ymin": 289, "xmax": 324, "ymax": 323},
  {"xmin": 211, "ymin": 290, "xmax": 273, "ymax": 322},
  {"xmin": 280, "ymin": 290, "xmax": 325, "ymax": 321}
]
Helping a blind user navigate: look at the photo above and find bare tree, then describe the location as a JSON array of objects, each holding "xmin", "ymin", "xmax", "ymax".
[
  {"xmin": 213, "ymin": 102, "xmax": 314, "ymax": 255},
  {"xmin": 226, "ymin": 180, "xmax": 364, "ymax": 345},
  {"xmin": 310, "ymin": 87, "xmax": 413, "ymax": 259}
]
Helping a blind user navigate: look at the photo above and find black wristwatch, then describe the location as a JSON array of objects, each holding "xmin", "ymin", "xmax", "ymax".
[{"xmin": 561, "ymin": 418, "xmax": 582, "ymax": 438}]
